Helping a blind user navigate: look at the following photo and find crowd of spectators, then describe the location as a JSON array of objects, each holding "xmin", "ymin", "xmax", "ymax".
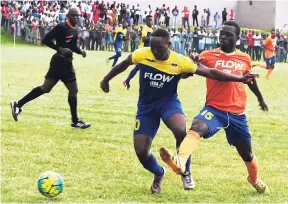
[{"xmin": 1, "ymin": 0, "xmax": 288, "ymax": 62}]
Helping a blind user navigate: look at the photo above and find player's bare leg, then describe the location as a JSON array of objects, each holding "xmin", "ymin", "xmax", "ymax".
[
  {"xmin": 164, "ymin": 113, "xmax": 195, "ymax": 190},
  {"xmin": 235, "ymin": 141, "xmax": 269, "ymax": 193},
  {"xmin": 254, "ymin": 63, "xmax": 274, "ymax": 80}
]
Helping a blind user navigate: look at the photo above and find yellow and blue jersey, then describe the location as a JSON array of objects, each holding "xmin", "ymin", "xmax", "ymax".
[
  {"xmin": 114, "ymin": 27, "xmax": 127, "ymax": 48},
  {"xmin": 131, "ymin": 47, "xmax": 197, "ymax": 104},
  {"xmin": 139, "ymin": 25, "xmax": 153, "ymax": 48}
]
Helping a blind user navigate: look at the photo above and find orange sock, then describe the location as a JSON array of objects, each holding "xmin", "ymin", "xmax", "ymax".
[
  {"xmin": 245, "ymin": 159, "xmax": 259, "ymax": 184},
  {"xmin": 265, "ymin": 68, "xmax": 274, "ymax": 79},
  {"xmin": 178, "ymin": 130, "xmax": 200, "ymax": 164}
]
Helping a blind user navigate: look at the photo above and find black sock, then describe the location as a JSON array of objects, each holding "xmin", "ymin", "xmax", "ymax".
[
  {"xmin": 68, "ymin": 95, "xmax": 78, "ymax": 123},
  {"xmin": 18, "ymin": 86, "xmax": 44, "ymax": 108}
]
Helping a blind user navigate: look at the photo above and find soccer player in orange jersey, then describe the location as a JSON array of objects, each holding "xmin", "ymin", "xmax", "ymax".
[
  {"xmin": 159, "ymin": 21, "xmax": 270, "ymax": 193},
  {"xmin": 256, "ymin": 29, "xmax": 284, "ymax": 79}
]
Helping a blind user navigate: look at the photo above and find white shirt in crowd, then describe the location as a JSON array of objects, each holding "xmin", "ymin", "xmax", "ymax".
[
  {"xmin": 236, "ymin": 39, "xmax": 240, "ymax": 45},
  {"xmin": 206, "ymin": 33, "xmax": 213, "ymax": 44},
  {"xmin": 136, "ymin": 5, "xmax": 141, "ymax": 15},
  {"xmin": 254, "ymin": 35, "xmax": 262, "ymax": 46},
  {"xmin": 202, "ymin": 12, "xmax": 207, "ymax": 21},
  {"xmin": 199, "ymin": 32, "xmax": 207, "ymax": 44}
]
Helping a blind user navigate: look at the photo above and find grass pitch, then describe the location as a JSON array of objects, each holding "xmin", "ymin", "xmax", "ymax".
[{"xmin": 1, "ymin": 42, "xmax": 288, "ymax": 203}]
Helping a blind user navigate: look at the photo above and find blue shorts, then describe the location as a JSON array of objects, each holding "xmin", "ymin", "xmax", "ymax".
[
  {"xmin": 134, "ymin": 97, "xmax": 184, "ymax": 139},
  {"xmin": 265, "ymin": 56, "xmax": 275, "ymax": 67},
  {"xmin": 194, "ymin": 105, "xmax": 251, "ymax": 145},
  {"xmin": 114, "ymin": 45, "xmax": 122, "ymax": 56}
]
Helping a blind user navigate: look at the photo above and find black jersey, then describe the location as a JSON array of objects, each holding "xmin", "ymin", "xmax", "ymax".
[{"xmin": 42, "ymin": 20, "xmax": 82, "ymax": 57}]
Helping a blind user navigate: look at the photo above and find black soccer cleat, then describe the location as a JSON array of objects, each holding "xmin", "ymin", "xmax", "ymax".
[
  {"xmin": 10, "ymin": 100, "xmax": 22, "ymax": 121},
  {"xmin": 71, "ymin": 119, "xmax": 91, "ymax": 129}
]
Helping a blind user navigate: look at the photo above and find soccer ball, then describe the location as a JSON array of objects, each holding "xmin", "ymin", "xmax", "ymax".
[{"xmin": 37, "ymin": 171, "xmax": 64, "ymax": 197}]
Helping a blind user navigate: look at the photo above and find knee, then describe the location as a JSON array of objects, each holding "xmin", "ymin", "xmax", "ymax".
[
  {"xmin": 69, "ymin": 88, "xmax": 78, "ymax": 96},
  {"xmin": 240, "ymin": 151, "xmax": 254, "ymax": 162},
  {"xmin": 190, "ymin": 119, "xmax": 209, "ymax": 138},
  {"xmin": 40, "ymin": 85, "xmax": 52, "ymax": 93},
  {"xmin": 116, "ymin": 52, "xmax": 122, "ymax": 58}
]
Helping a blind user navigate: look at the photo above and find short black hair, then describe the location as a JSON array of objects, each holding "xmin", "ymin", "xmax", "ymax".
[
  {"xmin": 271, "ymin": 28, "xmax": 276, "ymax": 32},
  {"xmin": 224, "ymin": 20, "xmax": 240, "ymax": 37},
  {"xmin": 151, "ymin": 28, "xmax": 170, "ymax": 39},
  {"xmin": 146, "ymin": 15, "xmax": 152, "ymax": 19}
]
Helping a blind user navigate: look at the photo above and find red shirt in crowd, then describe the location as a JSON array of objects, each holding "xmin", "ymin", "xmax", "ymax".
[{"xmin": 247, "ymin": 33, "xmax": 254, "ymax": 46}]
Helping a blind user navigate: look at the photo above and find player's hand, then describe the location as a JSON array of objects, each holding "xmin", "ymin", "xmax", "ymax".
[
  {"xmin": 123, "ymin": 80, "xmax": 130, "ymax": 90},
  {"xmin": 241, "ymin": 73, "xmax": 259, "ymax": 84},
  {"xmin": 81, "ymin": 50, "xmax": 87, "ymax": 58},
  {"xmin": 59, "ymin": 47, "xmax": 73, "ymax": 57},
  {"xmin": 189, "ymin": 52, "xmax": 199, "ymax": 63},
  {"xmin": 100, "ymin": 80, "xmax": 110, "ymax": 93},
  {"xmin": 259, "ymin": 100, "xmax": 268, "ymax": 112}
]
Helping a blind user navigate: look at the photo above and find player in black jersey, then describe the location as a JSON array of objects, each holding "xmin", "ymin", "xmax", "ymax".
[{"xmin": 10, "ymin": 7, "xmax": 91, "ymax": 129}]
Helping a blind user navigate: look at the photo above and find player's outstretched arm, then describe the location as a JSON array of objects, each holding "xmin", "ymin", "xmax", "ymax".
[
  {"xmin": 247, "ymin": 78, "xmax": 268, "ymax": 111},
  {"xmin": 101, "ymin": 55, "xmax": 133, "ymax": 93},
  {"xmin": 195, "ymin": 63, "xmax": 255, "ymax": 83}
]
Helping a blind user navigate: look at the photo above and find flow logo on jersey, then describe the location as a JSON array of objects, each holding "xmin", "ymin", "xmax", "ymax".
[
  {"xmin": 144, "ymin": 72, "xmax": 174, "ymax": 89},
  {"xmin": 144, "ymin": 73, "xmax": 174, "ymax": 82},
  {"xmin": 215, "ymin": 60, "xmax": 243, "ymax": 73}
]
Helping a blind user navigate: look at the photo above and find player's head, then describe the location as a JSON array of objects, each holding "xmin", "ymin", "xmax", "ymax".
[
  {"xmin": 271, "ymin": 28, "xmax": 276, "ymax": 39},
  {"xmin": 220, "ymin": 20, "xmax": 240, "ymax": 51},
  {"xmin": 146, "ymin": 15, "xmax": 153, "ymax": 28},
  {"xmin": 150, "ymin": 28, "xmax": 170, "ymax": 60},
  {"xmin": 122, "ymin": 20, "xmax": 128, "ymax": 28},
  {"xmin": 67, "ymin": 7, "xmax": 80, "ymax": 26}
]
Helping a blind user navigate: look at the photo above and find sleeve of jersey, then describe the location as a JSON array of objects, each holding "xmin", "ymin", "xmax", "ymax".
[
  {"xmin": 131, "ymin": 49, "xmax": 144, "ymax": 64},
  {"xmin": 181, "ymin": 56, "xmax": 197, "ymax": 73}
]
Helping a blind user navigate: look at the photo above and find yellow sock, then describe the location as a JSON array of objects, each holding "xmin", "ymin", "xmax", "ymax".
[
  {"xmin": 178, "ymin": 130, "xmax": 200, "ymax": 163},
  {"xmin": 245, "ymin": 159, "xmax": 259, "ymax": 184},
  {"xmin": 265, "ymin": 68, "xmax": 274, "ymax": 79}
]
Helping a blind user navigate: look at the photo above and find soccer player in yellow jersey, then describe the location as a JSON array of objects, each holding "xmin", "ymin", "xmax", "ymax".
[
  {"xmin": 123, "ymin": 15, "xmax": 153, "ymax": 89},
  {"xmin": 100, "ymin": 28, "xmax": 255, "ymax": 194},
  {"xmin": 106, "ymin": 21, "xmax": 128, "ymax": 67}
]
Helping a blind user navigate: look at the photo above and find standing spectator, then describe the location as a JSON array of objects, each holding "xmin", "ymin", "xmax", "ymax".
[
  {"xmin": 201, "ymin": 9, "xmax": 207, "ymax": 28},
  {"xmin": 240, "ymin": 30, "xmax": 247, "ymax": 52},
  {"xmin": 165, "ymin": 7, "xmax": 170, "ymax": 28},
  {"xmin": 144, "ymin": 5, "xmax": 152, "ymax": 21},
  {"xmin": 205, "ymin": 30, "xmax": 212, "ymax": 50},
  {"xmin": 154, "ymin": 8, "xmax": 159, "ymax": 25},
  {"xmin": 206, "ymin": 8, "xmax": 210, "ymax": 26},
  {"xmin": 229, "ymin": 9, "xmax": 234, "ymax": 20},
  {"xmin": 212, "ymin": 12, "xmax": 220, "ymax": 30},
  {"xmin": 222, "ymin": 8, "xmax": 227, "ymax": 25},
  {"xmin": 93, "ymin": 5, "xmax": 101, "ymax": 24},
  {"xmin": 31, "ymin": 19, "xmax": 38, "ymax": 44},
  {"xmin": 130, "ymin": 5, "xmax": 136, "ymax": 24},
  {"xmin": 171, "ymin": 27, "xmax": 180, "ymax": 53},
  {"xmin": 283, "ymin": 36, "xmax": 288, "ymax": 63},
  {"xmin": 198, "ymin": 27, "xmax": 206, "ymax": 53},
  {"xmin": 179, "ymin": 28, "xmax": 186, "ymax": 55},
  {"xmin": 253, "ymin": 31, "xmax": 262, "ymax": 61},
  {"xmin": 192, "ymin": 5, "xmax": 199, "ymax": 27},
  {"xmin": 38, "ymin": 20, "xmax": 45, "ymax": 45},
  {"xmin": 183, "ymin": 6, "xmax": 190, "ymax": 29},
  {"xmin": 172, "ymin": 6, "xmax": 179, "ymax": 27},
  {"xmin": 135, "ymin": 4, "xmax": 141, "ymax": 25},
  {"xmin": 247, "ymin": 30, "xmax": 254, "ymax": 59},
  {"xmin": 192, "ymin": 27, "xmax": 199, "ymax": 53}
]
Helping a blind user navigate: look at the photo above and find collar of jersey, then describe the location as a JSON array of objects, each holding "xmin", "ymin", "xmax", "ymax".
[
  {"xmin": 219, "ymin": 49, "xmax": 236, "ymax": 55},
  {"xmin": 66, "ymin": 20, "xmax": 76, "ymax": 30}
]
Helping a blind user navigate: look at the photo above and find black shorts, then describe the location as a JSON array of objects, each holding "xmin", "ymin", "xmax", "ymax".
[{"xmin": 45, "ymin": 54, "xmax": 76, "ymax": 84}]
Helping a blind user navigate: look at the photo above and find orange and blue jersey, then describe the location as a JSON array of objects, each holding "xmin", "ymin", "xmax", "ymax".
[
  {"xmin": 199, "ymin": 48, "xmax": 251, "ymax": 114},
  {"xmin": 263, "ymin": 37, "xmax": 277, "ymax": 58}
]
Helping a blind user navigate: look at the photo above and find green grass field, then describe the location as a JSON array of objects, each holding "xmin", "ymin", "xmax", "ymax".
[{"xmin": 1, "ymin": 41, "xmax": 288, "ymax": 203}]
